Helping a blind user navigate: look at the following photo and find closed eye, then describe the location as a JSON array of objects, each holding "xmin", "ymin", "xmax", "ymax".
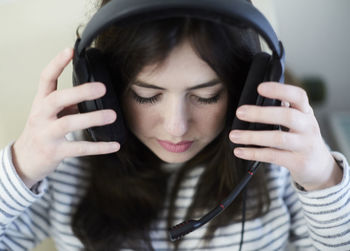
[
  {"xmin": 196, "ymin": 94, "xmax": 220, "ymax": 104},
  {"xmin": 131, "ymin": 91, "xmax": 223, "ymax": 105},
  {"xmin": 192, "ymin": 91, "xmax": 223, "ymax": 104},
  {"xmin": 131, "ymin": 90, "xmax": 160, "ymax": 104}
]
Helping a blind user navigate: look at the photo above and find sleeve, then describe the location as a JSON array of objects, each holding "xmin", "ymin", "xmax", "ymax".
[
  {"xmin": 293, "ymin": 151, "xmax": 350, "ymax": 250},
  {"xmin": 0, "ymin": 142, "xmax": 50, "ymax": 251},
  {"xmin": 281, "ymin": 168, "xmax": 314, "ymax": 250}
]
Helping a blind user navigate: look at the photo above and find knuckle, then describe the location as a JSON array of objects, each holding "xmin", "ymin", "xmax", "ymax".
[
  {"xmin": 46, "ymin": 94, "xmax": 56, "ymax": 107},
  {"xmin": 27, "ymin": 112, "xmax": 41, "ymax": 127},
  {"xmin": 292, "ymin": 134, "xmax": 303, "ymax": 150},
  {"xmin": 55, "ymin": 117, "xmax": 70, "ymax": 132},
  {"xmin": 79, "ymin": 84, "xmax": 93, "ymax": 96},
  {"xmin": 46, "ymin": 93, "xmax": 61, "ymax": 110},
  {"xmin": 56, "ymin": 147, "xmax": 68, "ymax": 160},
  {"xmin": 39, "ymin": 67, "xmax": 55, "ymax": 85},
  {"xmin": 284, "ymin": 110, "xmax": 296, "ymax": 126},
  {"xmin": 266, "ymin": 151, "xmax": 278, "ymax": 164},
  {"xmin": 250, "ymin": 149, "xmax": 259, "ymax": 161},
  {"xmin": 307, "ymin": 106, "xmax": 314, "ymax": 115},
  {"xmin": 298, "ymin": 88, "xmax": 308, "ymax": 100},
  {"xmin": 299, "ymin": 89, "xmax": 310, "ymax": 106},
  {"xmin": 277, "ymin": 132, "xmax": 288, "ymax": 146},
  {"xmin": 310, "ymin": 121, "xmax": 320, "ymax": 135},
  {"xmin": 76, "ymin": 144, "xmax": 88, "ymax": 156},
  {"xmin": 304, "ymin": 139, "xmax": 314, "ymax": 151},
  {"xmin": 245, "ymin": 133, "xmax": 253, "ymax": 144},
  {"xmin": 296, "ymin": 156, "xmax": 309, "ymax": 169},
  {"xmin": 39, "ymin": 70, "xmax": 49, "ymax": 83}
]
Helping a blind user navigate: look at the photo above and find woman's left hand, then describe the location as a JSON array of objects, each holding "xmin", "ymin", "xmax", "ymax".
[{"xmin": 229, "ymin": 82, "xmax": 343, "ymax": 191}]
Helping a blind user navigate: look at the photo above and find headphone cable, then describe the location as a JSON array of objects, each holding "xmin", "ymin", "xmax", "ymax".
[
  {"xmin": 239, "ymin": 187, "xmax": 247, "ymax": 251},
  {"xmin": 169, "ymin": 161, "xmax": 260, "ymax": 241}
]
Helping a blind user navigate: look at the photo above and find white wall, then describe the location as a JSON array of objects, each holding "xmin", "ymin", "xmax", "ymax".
[
  {"xmin": 0, "ymin": 0, "xmax": 92, "ymax": 148},
  {"xmin": 272, "ymin": 0, "xmax": 350, "ymax": 112}
]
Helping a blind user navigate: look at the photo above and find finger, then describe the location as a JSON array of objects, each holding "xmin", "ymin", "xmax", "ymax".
[
  {"xmin": 258, "ymin": 82, "xmax": 313, "ymax": 114},
  {"xmin": 44, "ymin": 82, "xmax": 106, "ymax": 118},
  {"xmin": 236, "ymin": 105, "xmax": 308, "ymax": 133},
  {"xmin": 229, "ymin": 130, "xmax": 302, "ymax": 151},
  {"xmin": 62, "ymin": 141, "xmax": 120, "ymax": 158},
  {"xmin": 37, "ymin": 48, "xmax": 74, "ymax": 98},
  {"xmin": 233, "ymin": 146, "xmax": 293, "ymax": 168},
  {"xmin": 52, "ymin": 109, "xmax": 116, "ymax": 138}
]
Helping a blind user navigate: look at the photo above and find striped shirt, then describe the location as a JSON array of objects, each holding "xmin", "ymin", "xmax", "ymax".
[{"xmin": 0, "ymin": 135, "xmax": 350, "ymax": 250}]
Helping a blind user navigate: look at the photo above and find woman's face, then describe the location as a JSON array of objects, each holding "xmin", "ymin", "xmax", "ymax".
[{"xmin": 122, "ymin": 41, "xmax": 228, "ymax": 163}]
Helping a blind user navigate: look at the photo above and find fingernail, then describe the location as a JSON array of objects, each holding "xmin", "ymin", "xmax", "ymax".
[
  {"xmin": 105, "ymin": 111, "xmax": 116, "ymax": 123},
  {"xmin": 258, "ymin": 82, "xmax": 274, "ymax": 95},
  {"xmin": 111, "ymin": 142, "xmax": 120, "ymax": 151},
  {"xmin": 94, "ymin": 82, "xmax": 106, "ymax": 95},
  {"xmin": 234, "ymin": 148, "xmax": 244, "ymax": 157},
  {"xmin": 230, "ymin": 131, "xmax": 240, "ymax": 141},
  {"xmin": 236, "ymin": 106, "xmax": 247, "ymax": 118}
]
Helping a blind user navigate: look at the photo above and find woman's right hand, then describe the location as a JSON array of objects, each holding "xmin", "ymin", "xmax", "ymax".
[{"xmin": 12, "ymin": 48, "xmax": 120, "ymax": 189}]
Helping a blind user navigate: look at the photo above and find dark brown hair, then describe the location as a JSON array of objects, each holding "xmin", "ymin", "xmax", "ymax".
[{"xmin": 72, "ymin": 1, "xmax": 270, "ymax": 250}]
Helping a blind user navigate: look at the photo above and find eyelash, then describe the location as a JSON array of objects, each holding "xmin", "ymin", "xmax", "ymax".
[
  {"xmin": 131, "ymin": 91, "xmax": 160, "ymax": 104},
  {"xmin": 131, "ymin": 91, "xmax": 221, "ymax": 105},
  {"xmin": 195, "ymin": 93, "xmax": 221, "ymax": 104}
]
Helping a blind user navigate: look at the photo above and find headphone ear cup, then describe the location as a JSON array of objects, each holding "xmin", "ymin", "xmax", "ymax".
[
  {"xmin": 231, "ymin": 52, "xmax": 271, "ymax": 131},
  {"xmin": 79, "ymin": 48, "xmax": 127, "ymax": 144},
  {"xmin": 231, "ymin": 52, "xmax": 282, "ymax": 150}
]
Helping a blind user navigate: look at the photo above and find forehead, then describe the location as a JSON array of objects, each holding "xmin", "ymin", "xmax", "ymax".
[{"xmin": 135, "ymin": 41, "xmax": 218, "ymax": 90}]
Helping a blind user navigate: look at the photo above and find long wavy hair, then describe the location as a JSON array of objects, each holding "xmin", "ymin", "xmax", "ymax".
[{"xmin": 72, "ymin": 0, "xmax": 270, "ymax": 250}]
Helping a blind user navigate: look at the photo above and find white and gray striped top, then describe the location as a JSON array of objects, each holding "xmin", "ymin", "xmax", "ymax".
[{"xmin": 1, "ymin": 139, "xmax": 350, "ymax": 250}]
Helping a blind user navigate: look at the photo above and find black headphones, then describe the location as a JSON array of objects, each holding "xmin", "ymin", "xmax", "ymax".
[{"xmin": 72, "ymin": 0, "xmax": 285, "ymax": 241}]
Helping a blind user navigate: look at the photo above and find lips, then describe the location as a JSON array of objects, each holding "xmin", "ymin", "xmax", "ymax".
[{"xmin": 157, "ymin": 140, "xmax": 193, "ymax": 153}]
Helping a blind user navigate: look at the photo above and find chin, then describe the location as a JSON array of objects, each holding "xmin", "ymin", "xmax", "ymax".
[{"xmin": 156, "ymin": 154, "xmax": 191, "ymax": 164}]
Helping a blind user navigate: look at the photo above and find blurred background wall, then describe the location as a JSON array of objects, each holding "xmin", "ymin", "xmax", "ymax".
[
  {"xmin": 269, "ymin": 0, "xmax": 350, "ymax": 157},
  {"xmin": 0, "ymin": 0, "xmax": 92, "ymax": 148},
  {"xmin": 0, "ymin": 0, "xmax": 349, "ymax": 250},
  {"xmin": 273, "ymin": 0, "xmax": 350, "ymax": 112}
]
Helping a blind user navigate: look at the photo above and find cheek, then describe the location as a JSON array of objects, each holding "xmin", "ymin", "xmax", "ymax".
[
  {"xmin": 208, "ymin": 108, "xmax": 226, "ymax": 131},
  {"xmin": 122, "ymin": 100, "xmax": 159, "ymax": 136},
  {"xmin": 195, "ymin": 100, "xmax": 228, "ymax": 136}
]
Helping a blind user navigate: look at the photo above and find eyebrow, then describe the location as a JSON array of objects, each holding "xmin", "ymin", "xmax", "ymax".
[{"xmin": 133, "ymin": 79, "xmax": 222, "ymax": 91}]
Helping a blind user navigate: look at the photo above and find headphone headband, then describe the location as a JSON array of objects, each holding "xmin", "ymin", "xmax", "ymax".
[{"xmin": 77, "ymin": 0, "xmax": 283, "ymax": 59}]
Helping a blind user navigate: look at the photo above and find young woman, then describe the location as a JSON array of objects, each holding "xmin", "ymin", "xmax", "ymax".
[{"xmin": 1, "ymin": 0, "xmax": 349, "ymax": 250}]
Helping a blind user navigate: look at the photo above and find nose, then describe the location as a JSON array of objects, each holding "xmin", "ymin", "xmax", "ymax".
[{"xmin": 163, "ymin": 97, "xmax": 189, "ymax": 138}]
